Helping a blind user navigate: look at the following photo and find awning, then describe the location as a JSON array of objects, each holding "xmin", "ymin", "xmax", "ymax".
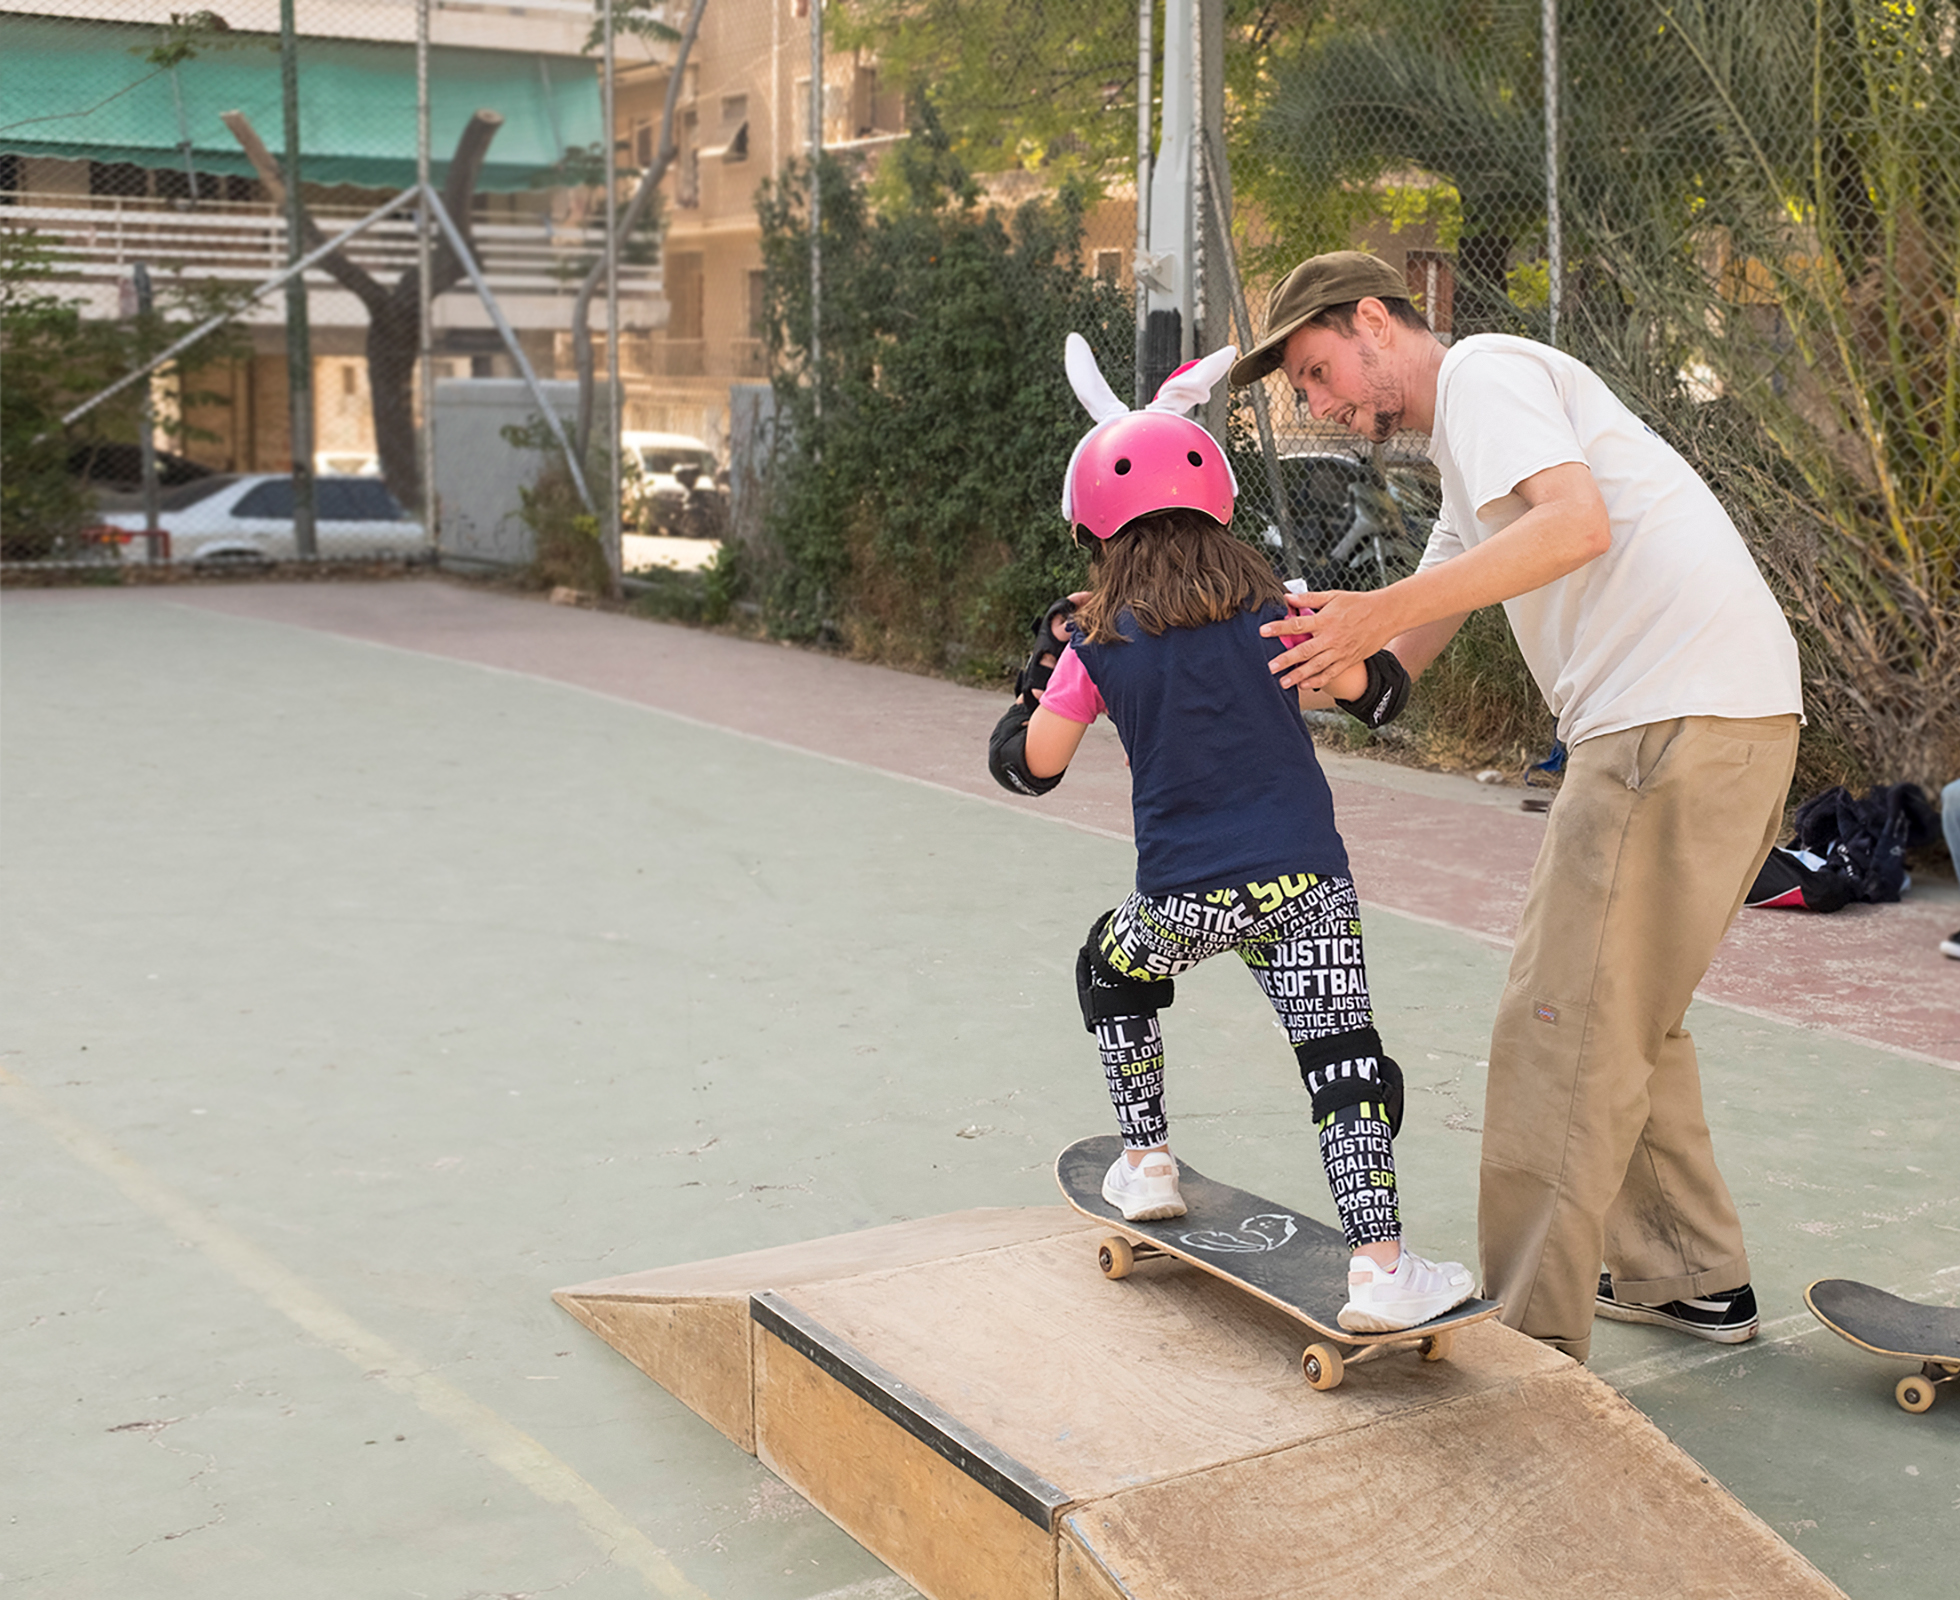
[{"xmin": 0, "ymin": 15, "xmax": 602, "ymax": 191}]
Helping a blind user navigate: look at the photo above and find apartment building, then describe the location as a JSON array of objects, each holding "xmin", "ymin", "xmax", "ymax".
[
  {"xmin": 0, "ymin": 0, "xmax": 649, "ymax": 474},
  {"xmin": 595, "ymin": 0, "xmax": 905, "ymax": 451}
]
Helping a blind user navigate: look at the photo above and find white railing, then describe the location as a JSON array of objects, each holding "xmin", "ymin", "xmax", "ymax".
[{"xmin": 2, "ymin": 193, "xmax": 659, "ymax": 304}]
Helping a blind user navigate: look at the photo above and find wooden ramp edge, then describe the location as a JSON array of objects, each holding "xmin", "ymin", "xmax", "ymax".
[
  {"xmin": 552, "ymin": 1206, "xmax": 1085, "ymax": 1451},
  {"xmin": 555, "ymin": 1207, "xmax": 1848, "ymax": 1600}
]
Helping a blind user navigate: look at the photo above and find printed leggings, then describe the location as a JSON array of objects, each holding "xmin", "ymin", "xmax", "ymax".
[{"xmin": 1089, "ymin": 872, "xmax": 1399, "ymax": 1249}]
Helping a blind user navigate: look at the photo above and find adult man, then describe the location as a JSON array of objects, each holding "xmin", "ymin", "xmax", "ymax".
[{"xmin": 1231, "ymin": 251, "xmax": 1803, "ymax": 1363}]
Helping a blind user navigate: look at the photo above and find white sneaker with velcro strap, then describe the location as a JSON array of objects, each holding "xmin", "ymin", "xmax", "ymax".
[
  {"xmin": 1338, "ymin": 1247, "xmax": 1475, "ymax": 1332},
  {"xmin": 1101, "ymin": 1151, "xmax": 1186, "ymax": 1221}
]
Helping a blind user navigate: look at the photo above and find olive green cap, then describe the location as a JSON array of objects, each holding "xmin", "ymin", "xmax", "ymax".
[{"xmin": 1227, "ymin": 251, "xmax": 1412, "ymax": 387}]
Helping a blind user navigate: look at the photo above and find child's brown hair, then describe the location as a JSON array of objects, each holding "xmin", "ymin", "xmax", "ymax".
[{"xmin": 1074, "ymin": 508, "xmax": 1286, "ymax": 644}]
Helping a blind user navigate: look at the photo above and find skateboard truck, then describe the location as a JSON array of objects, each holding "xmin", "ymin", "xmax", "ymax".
[{"xmin": 1094, "ymin": 1231, "xmax": 1458, "ymax": 1389}]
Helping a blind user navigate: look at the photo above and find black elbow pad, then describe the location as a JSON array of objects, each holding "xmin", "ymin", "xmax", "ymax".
[
  {"xmin": 1336, "ymin": 650, "xmax": 1411, "ymax": 730},
  {"xmin": 987, "ymin": 700, "xmax": 1065, "ymax": 796}
]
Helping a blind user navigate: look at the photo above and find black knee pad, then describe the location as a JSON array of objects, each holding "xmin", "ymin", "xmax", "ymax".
[
  {"xmin": 1295, "ymin": 1026, "xmax": 1404, "ymax": 1136},
  {"xmin": 1075, "ymin": 910, "xmax": 1176, "ymax": 1033}
]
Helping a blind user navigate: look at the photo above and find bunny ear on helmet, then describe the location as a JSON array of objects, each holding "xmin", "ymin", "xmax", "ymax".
[
  {"xmin": 1146, "ymin": 343, "xmax": 1238, "ymax": 415},
  {"xmin": 1064, "ymin": 332, "xmax": 1130, "ymax": 425}
]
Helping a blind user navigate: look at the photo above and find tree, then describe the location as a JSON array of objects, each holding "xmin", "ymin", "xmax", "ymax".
[
  {"xmin": 825, "ymin": 0, "xmax": 1328, "ymax": 193},
  {"xmin": 1, "ymin": 224, "xmax": 245, "ymax": 557},
  {"xmin": 222, "ymin": 110, "xmax": 503, "ymax": 511},
  {"xmin": 750, "ymin": 114, "xmax": 1140, "ymax": 669},
  {"xmin": 1250, "ymin": 0, "xmax": 1960, "ymax": 786}
]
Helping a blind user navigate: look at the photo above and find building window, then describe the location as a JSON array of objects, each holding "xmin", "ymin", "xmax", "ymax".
[
  {"xmin": 1095, "ymin": 249, "xmax": 1123, "ymax": 285},
  {"xmin": 668, "ymin": 251, "xmax": 705, "ymax": 340},
  {"xmin": 675, "ymin": 110, "xmax": 700, "ymax": 208},
  {"xmin": 747, "ymin": 270, "xmax": 768, "ymax": 339},
  {"xmin": 718, "ymin": 94, "xmax": 749, "ymax": 163}
]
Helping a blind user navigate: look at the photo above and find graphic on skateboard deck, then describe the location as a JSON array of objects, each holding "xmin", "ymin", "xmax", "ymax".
[
  {"xmin": 1805, "ymin": 1278, "xmax": 1960, "ymax": 1414},
  {"xmin": 1056, "ymin": 1134, "xmax": 1500, "ymax": 1390}
]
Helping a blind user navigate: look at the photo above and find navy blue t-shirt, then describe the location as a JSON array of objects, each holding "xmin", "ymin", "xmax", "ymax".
[{"xmin": 1070, "ymin": 601, "xmax": 1349, "ymax": 896}]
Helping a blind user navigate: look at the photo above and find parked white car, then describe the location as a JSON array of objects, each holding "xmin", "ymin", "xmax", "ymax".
[
  {"xmin": 621, "ymin": 431, "xmax": 725, "ymax": 536},
  {"xmin": 96, "ymin": 473, "xmax": 426, "ymax": 564}
]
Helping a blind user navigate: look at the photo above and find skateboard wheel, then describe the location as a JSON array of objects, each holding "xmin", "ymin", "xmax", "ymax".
[
  {"xmin": 1098, "ymin": 1236, "xmax": 1135, "ymax": 1280},
  {"xmin": 1896, "ymin": 1375, "xmax": 1937, "ymax": 1413},
  {"xmin": 1302, "ymin": 1342, "xmax": 1345, "ymax": 1391},
  {"xmin": 1421, "ymin": 1330, "xmax": 1454, "ymax": 1363}
]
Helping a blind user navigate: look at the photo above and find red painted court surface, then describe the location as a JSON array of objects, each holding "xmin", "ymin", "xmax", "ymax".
[{"xmin": 158, "ymin": 577, "xmax": 1958, "ymax": 1067}]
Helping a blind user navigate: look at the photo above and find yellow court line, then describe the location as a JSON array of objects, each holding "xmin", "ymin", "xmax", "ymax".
[{"xmin": 0, "ymin": 1063, "xmax": 713, "ymax": 1600}]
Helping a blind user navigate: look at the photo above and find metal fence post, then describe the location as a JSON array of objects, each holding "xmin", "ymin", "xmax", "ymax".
[
  {"xmin": 1542, "ymin": 0, "xmax": 1563, "ymax": 348},
  {"xmin": 417, "ymin": 0, "xmax": 436, "ymax": 548},
  {"xmin": 603, "ymin": 0, "xmax": 623, "ymax": 589},
  {"xmin": 1133, "ymin": 0, "xmax": 1153, "ymax": 406},
  {"xmin": 279, "ymin": 0, "xmax": 317, "ymax": 557},
  {"xmin": 809, "ymin": 0, "xmax": 823, "ymax": 446}
]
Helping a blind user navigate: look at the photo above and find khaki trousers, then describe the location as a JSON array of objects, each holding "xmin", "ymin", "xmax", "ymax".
[{"xmin": 1478, "ymin": 714, "xmax": 1800, "ymax": 1362}]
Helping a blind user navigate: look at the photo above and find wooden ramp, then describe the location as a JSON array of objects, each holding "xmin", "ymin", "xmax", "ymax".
[{"xmin": 555, "ymin": 1207, "xmax": 1844, "ymax": 1600}]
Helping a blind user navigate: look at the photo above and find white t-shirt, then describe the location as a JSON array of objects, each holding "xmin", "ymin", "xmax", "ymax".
[{"xmin": 1418, "ymin": 334, "xmax": 1802, "ymax": 746}]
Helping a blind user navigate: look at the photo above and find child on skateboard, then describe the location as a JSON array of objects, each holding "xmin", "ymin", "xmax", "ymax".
[{"xmin": 987, "ymin": 335, "xmax": 1473, "ymax": 1334}]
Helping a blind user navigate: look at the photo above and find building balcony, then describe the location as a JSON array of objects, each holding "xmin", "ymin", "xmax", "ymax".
[{"xmin": 4, "ymin": 193, "xmax": 663, "ymax": 334}]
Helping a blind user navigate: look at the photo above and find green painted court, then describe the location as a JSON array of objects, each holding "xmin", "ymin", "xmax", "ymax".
[{"xmin": 4, "ymin": 580, "xmax": 1955, "ymax": 1598}]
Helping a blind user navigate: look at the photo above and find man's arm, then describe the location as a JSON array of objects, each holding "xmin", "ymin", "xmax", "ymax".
[{"xmin": 1263, "ymin": 460, "xmax": 1611, "ymax": 691}]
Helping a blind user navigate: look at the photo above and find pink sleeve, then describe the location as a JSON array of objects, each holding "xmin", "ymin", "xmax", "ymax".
[{"xmin": 1039, "ymin": 643, "xmax": 1105, "ymax": 725}]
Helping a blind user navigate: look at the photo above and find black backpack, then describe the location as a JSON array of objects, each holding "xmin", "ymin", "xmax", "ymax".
[{"xmin": 1788, "ymin": 783, "xmax": 1938, "ymax": 904}]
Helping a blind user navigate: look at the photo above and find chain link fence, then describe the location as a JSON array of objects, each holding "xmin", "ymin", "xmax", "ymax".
[
  {"xmin": 0, "ymin": 0, "xmax": 683, "ymax": 576},
  {"xmin": 3, "ymin": 1, "xmax": 1953, "ymax": 786},
  {"xmin": 1228, "ymin": 0, "xmax": 1959, "ymax": 787}
]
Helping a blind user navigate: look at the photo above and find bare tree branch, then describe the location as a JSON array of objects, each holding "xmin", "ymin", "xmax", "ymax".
[{"xmin": 222, "ymin": 108, "xmax": 506, "ymax": 507}]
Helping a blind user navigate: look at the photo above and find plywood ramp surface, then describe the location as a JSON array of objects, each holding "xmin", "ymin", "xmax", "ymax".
[
  {"xmin": 1060, "ymin": 1364, "xmax": 1843, "ymax": 1600},
  {"xmin": 553, "ymin": 1206, "xmax": 1083, "ymax": 1450},
  {"xmin": 555, "ymin": 1209, "xmax": 1846, "ymax": 1600},
  {"xmin": 786, "ymin": 1230, "xmax": 1563, "ymax": 1492}
]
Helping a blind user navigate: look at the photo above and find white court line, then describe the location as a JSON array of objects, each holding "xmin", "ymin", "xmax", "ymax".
[
  {"xmin": 1599, "ymin": 1268, "xmax": 1960, "ymax": 1391},
  {"xmin": 0, "ymin": 1063, "xmax": 713, "ymax": 1600},
  {"xmin": 1597, "ymin": 1310, "xmax": 1823, "ymax": 1392}
]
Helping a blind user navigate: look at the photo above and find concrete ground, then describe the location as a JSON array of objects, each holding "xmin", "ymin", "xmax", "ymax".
[
  {"xmin": 3, "ymin": 578, "xmax": 1956, "ymax": 1600},
  {"xmin": 622, "ymin": 534, "xmax": 721, "ymax": 574}
]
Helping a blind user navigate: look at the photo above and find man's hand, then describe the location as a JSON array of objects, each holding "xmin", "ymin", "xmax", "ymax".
[{"xmin": 1261, "ymin": 587, "xmax": 1401, "ymax": 692}]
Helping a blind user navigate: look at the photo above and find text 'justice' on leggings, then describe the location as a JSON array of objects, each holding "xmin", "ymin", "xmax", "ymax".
[{"xmin": 1085, "ymin": 872, "xmax": 1399, "ymax": 1249}]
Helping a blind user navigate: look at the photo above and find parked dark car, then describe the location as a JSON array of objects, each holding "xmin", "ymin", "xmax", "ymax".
[{"xmin": 68, "ymin": 440, "xmax": 215, "ymax": 495}]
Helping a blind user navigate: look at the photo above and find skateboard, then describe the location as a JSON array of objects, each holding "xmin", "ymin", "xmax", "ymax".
[
  {"xmin": 1056, "ymin": 1134, "xmax": 1501, "ymax": 1391},
  {"xmin": 1805, "ymin": 1278, "xmax": 1960, "ymax": 1414}
]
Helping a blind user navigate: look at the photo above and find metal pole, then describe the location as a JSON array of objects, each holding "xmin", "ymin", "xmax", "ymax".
[
  {"xmin": 809, "ymin": 0, "xmax": 823, "ymax": 441},
  {"xmin": 133, "ymin": 263, "xmax": 163, "ymax": 563},
  {"xmin": 168, "ymin": 68, "xmax": 200, "ymax": 208},
  {"xmin": 422, "ymin": 186, "xmax": 596, "ymax": 512},
  {"xmin": 1200, "ymin": 135, "xmax": 1306, "ymax": 580},
  {"xmin": 1134, "ymin": 0, "xmax": 1153, "ymax": 407},
  {"xmin": 1542, "ymin": 0, "xmax": 1563, "ymax": 347},
  {"xmin": 417, "ymin": 0, "xmax": 436, "ymax": 548},
  {"xmin": 603, "ymin": 0, "xmax": 623, "ymax": 587},
  {"xmin": 279, "ymin": 0, "xmax": 316, "ymax": 557}
]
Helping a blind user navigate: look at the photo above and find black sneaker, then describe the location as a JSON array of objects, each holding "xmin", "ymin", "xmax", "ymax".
[
  {"xmin": 1595, "ymin": 1271, "xmax": 1759, "ymax": 1343},
  {"xmin": 1941, "ymin": 929, "xmax": 1960, "ymax": 959}
]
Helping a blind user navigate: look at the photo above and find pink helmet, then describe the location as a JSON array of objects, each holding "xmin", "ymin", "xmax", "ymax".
[{"xmin": 1061, "ymin": 335, "xmax": 1239, "ymax": 541}]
